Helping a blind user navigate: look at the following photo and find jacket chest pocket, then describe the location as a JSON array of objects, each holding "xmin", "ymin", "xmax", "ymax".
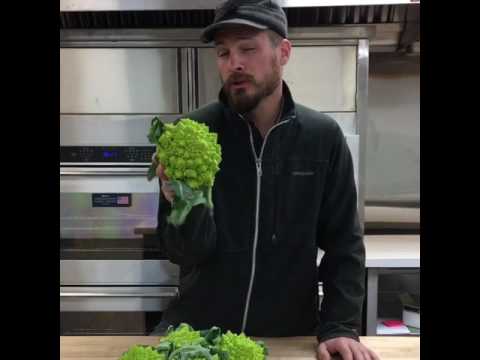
[
  {"xmin": 277, "ymin": 158, "xmax": 327, "ymax": 179},
  {"xmin": 275, "ymin": 158, "xmax": 328, "ymax": 224}
]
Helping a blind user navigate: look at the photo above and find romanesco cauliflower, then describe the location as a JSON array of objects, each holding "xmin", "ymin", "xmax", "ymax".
[
  {"xmin": 163, "ymin": 323, "xmax": 202, "ymax": 349},
  {"xmin": 153, "ymin": 118, "xmax": 221, "ymax": 190},
  {"xmin": 218, "ymin": 331, "xmax": 267, "ymax": 360},
  {"xmin": 119, "ymin": 345, "xmax": 165, "ymax": 360},
  {"xmin": 118, "ymin": 324, "xmax": 268, "ymax": 360},
  {"xmin": 147, "ymin": 117, "xmax": 222, "ymax": 226}
]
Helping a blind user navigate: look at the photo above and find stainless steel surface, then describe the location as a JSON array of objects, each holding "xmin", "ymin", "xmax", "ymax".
[
  {"xmin": 60, "ymin": 192, "xmax": 158, "ymax": 238},
  {"xmin": 328, "ymin": 112, "xmax": 356, "ymax": 135},
  {"xmin": 60, "ymin": 176, "xmax": 158, "ymax": 194},
  {"xmin": 60, "ymin": 168, "xmax": 149, "ymax": 176},
  {"xmin": 60, "ymin": 48, "xmax": 180, "ymax": 114},
  {"xmin": 60, "ymin": 27, "xmax": 373, "ymax": 44},
  {"xmin": 369, "ymin": 23, "xmax": 402, "ymax": 47},
  {"xmin": 356, "ymin": 39, "xmax": 369, "ymax": 229},
  {"xmin": 369, "ymin": 23, "xmax": 420, "ymax": 53},
  {"xmin": 365, "ymin": 52, "xmax": 419, "ymax": 205},
  {"xmin": 61, "ymin": 40, "xmax": 212, "ymax": 49},
  {"xmin": 197, "ymin": 45, "xmax": 358, "ymax": 112},
  {"xmin": 196, "ymin": 48, "xmax": 221, "ymax": 107},
  {"xmin": 60, "ymin": 260, "xmax": 179, "ymax": 286},
  {"xmin": 60, "ymin": 286, "xmax": 178, "ymax": 312},
  {"xmin": 281, "ymin": 39, "xmax": 359, "ymax": 46},
  {"xmin": 179, "ymin": 47, "xmax": 200, "ymax": 112},
  {"xmin": 180, "ymin": 48, "xmax": 190, "ymax": 114},
  {"xmin": 60, "ymin": 114, "xmax": 178, "ymax": 146},
  {"xmin": 366, "ymin": 268, "xmax": 379, "ymax": 336},
  {"xmin": 287, "ymin": 27, "xmax": 373, "ymax": 40},
  {"xmin": 61, "ymin": 0, "xmax": 417, "ymax": 12},
  {"xmin": 61, "ymin": 287, "xmax": 178, "ymax": 297},
  {"xmin": 60, "ymin": 29, "xmax": 211, "ymax": 47},
  {"xmin": 284, "ymin": 46, "xmax": 357, "ymax": 112},
  {"xmin": 186, "ymin": 48, "xmax": 197, "ymax": 111},
  {"xmin": 380, "ymin": 4, "xmax": 390, "ymax": 22}
]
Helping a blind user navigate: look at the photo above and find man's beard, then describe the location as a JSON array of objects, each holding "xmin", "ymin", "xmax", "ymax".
[{"xmin": 222, "ymin": 59, "xmax": 281, "ymax": 115}]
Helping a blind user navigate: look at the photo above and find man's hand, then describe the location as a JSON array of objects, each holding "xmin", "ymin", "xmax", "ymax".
[
  {"xmin": 156, "ymin": 163, "xmax": 175, "ymax": 204},
  {"xmin": 317, "ymin": 337, "xmax": 380, "ymax": 360}
]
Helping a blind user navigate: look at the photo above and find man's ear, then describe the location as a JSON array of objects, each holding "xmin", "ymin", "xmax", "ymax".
[{"xmin": 279, "ymin": 39, "xmax": 292, "ymax": 66}]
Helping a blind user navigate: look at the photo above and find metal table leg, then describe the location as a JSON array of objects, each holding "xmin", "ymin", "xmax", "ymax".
[{"xmin": 366, "ymin": 268, "xmax": 379, "ymax": 336}]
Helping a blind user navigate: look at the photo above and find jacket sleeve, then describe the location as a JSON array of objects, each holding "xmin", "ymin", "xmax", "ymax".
[
  {"xmin": 315, "ymin": 123, "xmax": 366, "ymax": 343},
  {"xmin": 157, "ymin": 179, "xmax": 217, "ymax": 267}
]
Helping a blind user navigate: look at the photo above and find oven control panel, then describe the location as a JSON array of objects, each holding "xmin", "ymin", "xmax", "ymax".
[{"xmin": 61, "ymin": 146, "xmax": 156, "ymax": 163}]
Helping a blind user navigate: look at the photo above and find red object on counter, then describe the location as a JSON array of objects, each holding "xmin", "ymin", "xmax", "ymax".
[{"xmin": 382, "ymin": 320, "xmax": 404, "ymax": 327}]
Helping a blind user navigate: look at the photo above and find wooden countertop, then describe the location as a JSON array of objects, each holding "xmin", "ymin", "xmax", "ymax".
[{"xmin": 60, "ymin": 336, "xmax": 420, "ymax": 360}]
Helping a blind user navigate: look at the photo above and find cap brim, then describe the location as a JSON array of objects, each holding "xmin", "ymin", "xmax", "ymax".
[{"xmin": 201, "ymin": 18, "xmax": 268, "ymax": 43}]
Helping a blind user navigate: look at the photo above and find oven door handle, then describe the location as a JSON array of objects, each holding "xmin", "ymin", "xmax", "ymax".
[
  {"xmin": 60, "ymin": 287, "xmax": 178, "ymax": 312},
  {"xmin": 60, "ymin": 169, "xmax": 149, "ymax": 176},
  {"xmin": 60, "ymin": 290, "xmax": 178, "ymax": 298}
]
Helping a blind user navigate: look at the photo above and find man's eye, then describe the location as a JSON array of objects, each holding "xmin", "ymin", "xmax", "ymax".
[
  {"xmin": 243, "ymin": 48, "xmax": 255, "ymax": 53},
  {"xmin": 217, "ymin": 51, "xmax": 228, "ymax": 58}
]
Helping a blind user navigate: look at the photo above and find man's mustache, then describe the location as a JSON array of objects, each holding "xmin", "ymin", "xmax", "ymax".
[{"xmin": 225, "ymin": 73, "xmax": 255, "ymax": 87}]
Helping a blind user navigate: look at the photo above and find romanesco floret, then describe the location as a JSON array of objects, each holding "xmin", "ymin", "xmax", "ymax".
[
  {"xmin": 156, "ymin": 119, "xmax": 221, "ymax": 190},
  {"xmin": 119, "ymin": 345, "xmax": 165, "ymax": 360},
  {"xmin": 218, "ymin": 331, "xmax": 266, "ymax": 360},
  {"xmin": 163, "ymin": 323, "xmax": 203, "ymax": 349}
]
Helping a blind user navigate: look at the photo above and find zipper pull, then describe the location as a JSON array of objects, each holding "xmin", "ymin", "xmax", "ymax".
[
  {"xmin": 256, "ymin": 159, "xmax": 262, "ymax": 176},
  {"xmin": 272, "ymin": 233, "xmax": 277, "ymax": 244}
]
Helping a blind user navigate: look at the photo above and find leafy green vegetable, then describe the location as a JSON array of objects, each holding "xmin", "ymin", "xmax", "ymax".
[
  {"xmin": 162, "ymin": 323, "xmax": 203, "ymax": 349},
  {"xmin": 119, "ymin": 345, "xmax": 166, "ymax": 360},
  {"xmin": 118, "ymin": 324, "xmax": 268, "ymax": 360},
  {"xmin": 147, "ymin": 117, "xmax": 221, "ymax": 226},
  {"xmin": 218, "ymin": 331, "xmax": 267, "ymax": 360},
  {"xmin": 169, "ymin": 345, "xmax": 213, "ymax": 360}
]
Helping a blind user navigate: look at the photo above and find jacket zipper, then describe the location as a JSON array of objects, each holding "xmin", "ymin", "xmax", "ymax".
[{"xmin": 239, "ymin": 114, "xmax": 292, "ymax": 333}]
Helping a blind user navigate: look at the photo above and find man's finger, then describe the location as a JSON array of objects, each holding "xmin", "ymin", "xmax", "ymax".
[
  {"xmin": 349, "ymin": 343, "xmax": 365, "ymax": 360},
  {"xmin": 156, "ymin": 164, "xmax": 168, "ymax": 181},
  {"xmin": 361, "ymin": 350, "xmax": 372, "ymax": 360},
  {"xmin": 317, "ymin": 343, "xmax": 331, "ymax": 360},
  {"xmin": 335, "ymin": 342, "xmax": 353, "ymax": 360},
  {"xmin": 368, "ymin": 348, "xmax": 381, "ymax": 360},
  {"xmin": 161, "ymin": 182, "xmax": 175, "ymax": 204}
]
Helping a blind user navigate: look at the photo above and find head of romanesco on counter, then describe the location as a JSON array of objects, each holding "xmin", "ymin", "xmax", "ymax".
[
  {"xmin": 218, "ymin": 331, "xmax": 267, "ymax": 360},
  {"xmin": 156, "ymin": 324, "xmax": 220, "ymax": 359},
  {"xmin": 117, "ymin": 324, "xmax": 268, "ymax": 360},
  {"xmin": 155, "ymin": 119, "xmax": 222, "ymax": 190},
  {"xmin": 162, "ymin": 323, "xmax": 203, "ymax": 348},
  {"xmin": 119, "ymin": 345, "xmax": 166, "ymax": 360}
]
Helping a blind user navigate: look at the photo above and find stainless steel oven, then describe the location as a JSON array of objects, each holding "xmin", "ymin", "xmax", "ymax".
[
  {"xmin": 60, "ymin": 142, "xmax": 180, "ymax": 335},
  {"xmin": 59, "ymin": 41, "xmax": 186, "ymax": 335}
]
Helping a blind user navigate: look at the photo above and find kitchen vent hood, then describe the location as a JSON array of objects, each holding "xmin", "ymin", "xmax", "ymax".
[
  {"xmin": 60, "ymin": 1, "xmax": 419, "ymax": 52},
  {"xmin": 60, "ymin": 1, "xmax": 419, "ymax": 12}
]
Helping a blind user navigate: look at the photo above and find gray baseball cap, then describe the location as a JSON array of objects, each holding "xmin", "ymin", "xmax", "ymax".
[{"xmin": 201, "ymin": 0, "xmax": 288, "ymax": 43}]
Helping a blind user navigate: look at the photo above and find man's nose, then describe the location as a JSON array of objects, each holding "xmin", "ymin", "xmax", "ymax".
[{"xmin": 228, "ymin": 52, "xmax": 244, "ymax": 72}]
